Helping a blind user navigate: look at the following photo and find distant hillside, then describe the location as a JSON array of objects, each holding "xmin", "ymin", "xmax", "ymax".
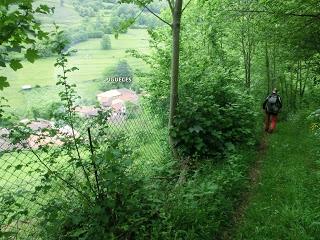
[
  {"xmin": 35, "ymin": 0, "xmax": 163, "ymax": 33},
  {"xmin": 35, "ymin": 0, "xmax": 82, "ymax": 29}
]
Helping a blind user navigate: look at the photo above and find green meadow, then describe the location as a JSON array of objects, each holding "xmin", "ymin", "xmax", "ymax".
[
  {"xmin": 1, "ymin": 0, "xmax": 150, "ymax": 117},
  {"xmin": 2, "ymin": 29, "xmax": 150, "ymax": 116}
]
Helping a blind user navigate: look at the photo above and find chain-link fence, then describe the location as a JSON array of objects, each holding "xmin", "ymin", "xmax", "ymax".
[{"xmin": 0, "ymin": 105, "xmax": 169, "ymax": 239}]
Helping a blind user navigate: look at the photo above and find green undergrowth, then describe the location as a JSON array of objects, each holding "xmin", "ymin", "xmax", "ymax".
[
  {"xmin": 150, "ymin": 146, "xmax": 258, "ymax": 239},
  {"xmin": 0, "ymin": 135, "xmax": 259, "ymax": 239},
  {"xmin": 234, "ymin": 118, "xmax": 320, "ymax": 240}
]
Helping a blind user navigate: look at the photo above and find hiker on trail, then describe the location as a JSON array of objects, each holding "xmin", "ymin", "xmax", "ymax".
[{"xmin": 263, "ymin": 88, "xmax": 282, "ymax": 133}]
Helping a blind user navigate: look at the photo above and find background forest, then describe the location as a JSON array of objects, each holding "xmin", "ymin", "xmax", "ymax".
[{"xmin": 0, "ymin": 0, "xmax": 320, "ymax": 239}]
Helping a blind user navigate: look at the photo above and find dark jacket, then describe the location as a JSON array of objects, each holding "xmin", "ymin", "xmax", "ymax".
[{"xmin": 263, "ymin": 93, "xmax": 282, "ymax": 114}]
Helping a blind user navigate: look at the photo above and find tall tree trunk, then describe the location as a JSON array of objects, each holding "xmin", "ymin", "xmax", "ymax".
[
  {"xmin": 301, "ymin": 62, "xmax": 308, "ymax": 98},
  {"xmin": 265, "ymin": 42, "xmax": 271, "ymax": 95},
  {"xmin": 241, "ymin": 32, "xmax": 252, "ymax": 91},
  {"xmin": 294, "ymin": 67, "xmax": 299, "ymax": 111},
  {"xmin": 169, "ymin": 0, "xmax": 183, "ymax": 154},
  {"xmin": 280, "ymin": 76, "xmax": 285, "ymax": 98},
  {"xmin": 272, "ymin": 42, "xmax": 276, "ymax": 89},
  {"xmin": 247, "ymin": 49, "xmax": 252, "ymax": 90},
  {"xmin": 290, "ymin": 70, "xmax": 294, "ymax": 111},
  {"xmin": 284, "ymin": 76, "xmax": 289, "ymax": 108},
  {"xmin": 240, "ymin": 14, "xmax": 254, "ymax": 92},
  {"xmin": 241, "ymin": 32, "xmax": 248, "ymax": 89},
  {"xmin": 247, "ymin": 16, "xmax": 253, "ymax": 91},
  {"xmin": 298, "ymin": 60, "xmax": 302, "ymax": 96}
]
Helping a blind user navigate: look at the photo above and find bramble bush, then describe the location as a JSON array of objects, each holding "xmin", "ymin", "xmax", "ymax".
[
  {"xmin": 34, "ymin": 135, "xmax": 161, "ymax": 240},
  {"xmin": 171, "ymin": 80, "xmax": 257, "ymax": 159}
]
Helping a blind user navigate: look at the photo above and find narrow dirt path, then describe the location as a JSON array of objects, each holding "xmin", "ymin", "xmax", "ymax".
[
  {"xmin": 230, "ymin": 122, "xmax": 320, "ymax": 240},
  {"xmin": 221, "ymin": 132, "xmax": 268, "ymax": 240}
]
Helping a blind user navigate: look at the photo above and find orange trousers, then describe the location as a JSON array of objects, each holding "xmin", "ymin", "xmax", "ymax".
[{"xmin": 265, "ymin": 113, "xmax": 277, "ymax": 132}]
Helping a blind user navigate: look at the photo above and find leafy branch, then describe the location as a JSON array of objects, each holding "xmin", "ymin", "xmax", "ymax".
[
  {"xmin": 0, "ymin": 1, "xmax": 54, "ymax": 91},
  {"xmin": 51, "ymin": 26, "xmax": 96, "ymax": 197}
]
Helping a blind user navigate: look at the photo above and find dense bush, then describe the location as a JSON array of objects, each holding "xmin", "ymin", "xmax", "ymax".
[
  {"xmin": 72, "ymin": 0, "xmax": 162, "ymax": 32},
  {"xmin": 35, "ymin": 29, "xmax": 74, "ymax": 57},
  {"xmin": 137, "ymin": 13, "xmax": 161, "ymax": 29},
  {"xmin": 172, "ymin": 81, "xmax": 257, "ymax": 159},
  {"xmin": 100, "ymin": 34, "xmax": 112, "ymax": 50},
  {"xmin": 114, "ymin": 60, "xmax": 133, "ymax": 78},
  {"xmin": 70, "ymin": 30, "xmax": 89, "ymax": 45},
  {"xmin": 109, "ymin": 15, "xmax": 128, "ymax": 33},
  {"xmin": 63, "ymin": 27, "xmax": 106, "ymax": 49},
  {"xmin": 116, "ymin": 4, "xmax": 139, "ymax": 19},
  {"xmin": 92, "ymin": 16, "xmax": 113, "ymax": 34},
  {"xmin": 72, "ymin": 0, "xmax": 117, "ymax": 18},
  {"xmin": 36, "ymin": 26, "xmax": 101, "ymax": 56},
  {"xmin": 309, "ymin": 108, "xmax": 320, "ymax": 138},
  {"xmin": 36, "ymin": 40, "xmax": 54, "ymax": 57},
  {"xmin": 64, "ymin": 16, "xmax": 112, "ymax": 46},
  {"xmin": 30, "ymin": 102, "xmax": 65, "ymax": 120},
  {"xmin": 76, "ymin": 6, "xmax": 95, "ymax": 17},
  {"xmin": 109, "ymin": 4, "xmax": 164, "ymax": 30},
  {"xmin": 35, "ymin": 137, "xmax": 161, "ymax": 240}
]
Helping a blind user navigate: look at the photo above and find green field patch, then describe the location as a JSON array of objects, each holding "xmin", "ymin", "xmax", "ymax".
[{"xmin": 3, "ymin": 29, "xmax": 150, "ymax": 117}]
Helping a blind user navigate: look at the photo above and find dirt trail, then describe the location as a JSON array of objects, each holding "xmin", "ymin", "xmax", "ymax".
[{"xmin": 221, "ymin": 132, "xmax": 268, "ymax": 240}]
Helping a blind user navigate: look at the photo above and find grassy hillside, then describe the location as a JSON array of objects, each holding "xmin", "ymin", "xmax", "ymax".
[
  {"xmin": 234, "ymin": 120, "xmax": 320, "ymax": 240},
  {"xmin": 3, "ymin": 0, "xmax": 150, "ymax": 117},
  {"xmin": 35, "ymin": 0, "xmax": 83, "ymax": 29},
  {"xmin": 3, "ymin": 29, "xmax": 149, "ymax": 116}
]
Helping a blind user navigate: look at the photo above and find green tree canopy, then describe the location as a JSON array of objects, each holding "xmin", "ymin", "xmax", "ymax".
[
  {"xmin": 114, "ymin": 60, "xmax": 133, "ymax": 77},
  {"xmin": 0, "ymin": 0, "xmax": 53, "ymax": 90},
  {"xmin": 101, "ymin": 34, "xmax": 112, "ymax": 50}
]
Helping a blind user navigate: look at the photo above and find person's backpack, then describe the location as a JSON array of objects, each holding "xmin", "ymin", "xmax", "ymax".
[{"xmin": 266, "ymin": 94, "xmax": 280, "ymax": 114}]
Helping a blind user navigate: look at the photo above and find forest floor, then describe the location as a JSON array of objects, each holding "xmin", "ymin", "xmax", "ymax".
[{"xmin": 226, "ymin": 119, "xmax": 320, "ymax": 240}]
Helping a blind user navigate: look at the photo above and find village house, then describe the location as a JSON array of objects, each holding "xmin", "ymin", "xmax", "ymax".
[
  {"xmin": 0, "ymin": 128, "xmax": 17, "ymax": 152},
  {"xmin": 0, "ymin": 119, "xmax": 80, "ymax": 151},
  {"xmin": 97, "ymin": 88, "xmax": 138, "ymax": 108},
  {"xmin": 75, "ymin": 106, "xmax": 99, "ymax": 118},
  {"xmin": 21, "ymin": 118, "xmax": 53, "ymax": 131},
  {"xmin": 96, "ymin": 88, "xmax": 139, "ymax": 121}
]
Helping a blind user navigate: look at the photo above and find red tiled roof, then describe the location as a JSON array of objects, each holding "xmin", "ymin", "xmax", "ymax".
[
  {"xmin": 75, "ymin": 106, "xmax": 98, "ymax": 118},
  {"xmin": 97, "ymin": 88, "xmax": 139, "ymax": 107}
]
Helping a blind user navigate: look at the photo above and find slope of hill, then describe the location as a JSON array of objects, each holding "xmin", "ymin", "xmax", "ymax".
[{"xmin": 36, "ymin": 0, "xmax": 83, "ymax": 29}]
